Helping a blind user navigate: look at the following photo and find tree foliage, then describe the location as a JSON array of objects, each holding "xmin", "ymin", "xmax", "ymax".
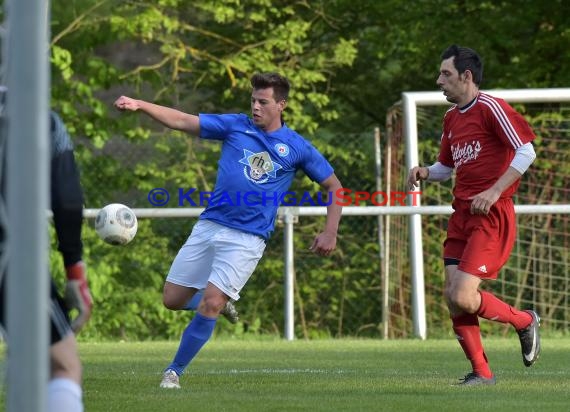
[{"xmin": 3, "ymin": 0, "xmax": 567, "ymax": 339}]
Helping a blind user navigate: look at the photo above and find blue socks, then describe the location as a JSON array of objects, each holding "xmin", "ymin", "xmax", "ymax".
[
  {"xmin": 184, "ymin": 290, "xmax": 204, "ymax": 310},
  {"xmin": 167, "ymin": 312, "xmax": 217, "ymax": 376}
]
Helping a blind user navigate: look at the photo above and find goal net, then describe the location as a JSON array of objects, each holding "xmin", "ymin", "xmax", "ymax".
[{"xmin": 383, "ymin": 90, "xmax": 570, "ymax": 338}]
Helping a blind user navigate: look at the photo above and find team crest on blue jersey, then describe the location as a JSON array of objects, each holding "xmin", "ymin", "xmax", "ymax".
[
  {"xmin": 239, "ymin": 149, "xmax": 283, "ymax": 183},
  {"xmin": 275, "ymin": 143, "xmax": 290, "ymax": 157}
]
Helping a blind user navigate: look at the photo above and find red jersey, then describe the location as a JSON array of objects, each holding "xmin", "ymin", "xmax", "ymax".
[{"xmin": 438, "ymin": 92, "xmax": 536, "ymax": 200}]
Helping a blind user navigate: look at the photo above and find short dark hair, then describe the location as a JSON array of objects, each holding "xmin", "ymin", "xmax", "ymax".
[
  {"xmin": 250, "ymin": 72, "xmax": 290, "ymax": 102},
  {"xmin": 441, "ymin": 45, "xmax": 483, "ymax": 86}
]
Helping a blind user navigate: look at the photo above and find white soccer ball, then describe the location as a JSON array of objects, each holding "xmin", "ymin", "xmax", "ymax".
[{"xmin": 95, "ymin": 203, "xmax": 138, "ymax": 245}]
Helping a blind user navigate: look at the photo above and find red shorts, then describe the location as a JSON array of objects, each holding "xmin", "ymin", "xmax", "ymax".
[{"xmin": 443, "ymin": 198, "xmax": 516, "ymax": 279}]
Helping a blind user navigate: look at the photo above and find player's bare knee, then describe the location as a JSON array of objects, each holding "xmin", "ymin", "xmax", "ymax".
[
  {"xmin": 444, "ymin": 286, "xmax": 462, "ymax": 309},
  {"xmin": 162, "ymin": 290, "xmax": 186, "ymax": 309},
  {"xmin": 449, "ymin": 290, "xmax": 478, "ymax": 314},
  {"xmin": 50, "ymin": 334, "xmax": 82, "ymax": 384},
  {"xmin": 162, "ymin": 295, "xmax": 184, "ymax": 310},
  {"xmin": 162, "ymin": 297, "xmax": 174, "ymax": 310},
  {"xmin": 162, "ymin": 284, "xmax": 191, "ymax": 310},
  {"xmin": 199, "ymin": 294, "xmax": 226, "ymax": 315}
]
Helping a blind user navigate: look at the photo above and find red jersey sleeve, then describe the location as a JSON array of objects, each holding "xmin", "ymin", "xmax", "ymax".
[
  {"xmin": 478, "ymin": 93, "xmax": 536, "ymax": 148},
  {"xmin": 437, "ymin": 107, "xmax": 456, "ymax": 168}
]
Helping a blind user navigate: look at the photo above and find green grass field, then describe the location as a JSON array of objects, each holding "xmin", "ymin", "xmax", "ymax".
[{"xmin": 2, "ymin": 337, "xmax": 569, "ymax": 411}]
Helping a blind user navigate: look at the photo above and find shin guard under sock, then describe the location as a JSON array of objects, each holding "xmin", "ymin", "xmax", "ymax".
[
  {"xmin": 477, "ymin": 290, "xmax": 532, "ymax": 330},
  {"xmin": 167, "ymin": 312, "xmax": 217, "ymax": 376},
  {"xmin": 452, "ymin": 312, "xmax": 493, "ymax": 379}
]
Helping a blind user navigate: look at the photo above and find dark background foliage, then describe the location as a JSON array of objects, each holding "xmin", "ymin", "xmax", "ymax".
[{"xmin": 2, "ymin": 0, "xmax": 568, "ymax": 340}]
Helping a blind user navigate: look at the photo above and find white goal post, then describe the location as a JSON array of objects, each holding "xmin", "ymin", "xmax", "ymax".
[{"xmin": 402, "ymin": 88, "xmax": 570, "ymax": 339}]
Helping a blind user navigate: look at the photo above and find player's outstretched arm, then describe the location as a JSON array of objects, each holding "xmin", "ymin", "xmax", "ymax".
[
  {"xmin": 310, "ymin": 173, "xmax": 343, "ymax": 256},
  {"xmin": 114, "ymin": 95, "xmax": 200, "ymax": 136}
]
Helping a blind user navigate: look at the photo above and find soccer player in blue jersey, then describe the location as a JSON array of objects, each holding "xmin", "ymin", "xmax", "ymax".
[{"xmin": 114, "ymin": 72, "xmax": 343, "ymax": 389}]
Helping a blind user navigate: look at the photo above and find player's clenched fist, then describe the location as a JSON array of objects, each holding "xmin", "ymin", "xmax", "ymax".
[
  {"xmin": 407, "ymin": 166, "xmax": 429, "ymax": 190},
  {"xmin": 114, "ymin": 95, "xmax": 140, "ymax": 111},
  {"xmin": 64, "ymin": 261, "xmax": 93, "ymax": 333}
]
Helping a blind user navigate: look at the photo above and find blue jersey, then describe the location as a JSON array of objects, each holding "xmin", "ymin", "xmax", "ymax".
[{"xmin": 198, "ymin": 113, "xmax": 333, "ymax": 239}]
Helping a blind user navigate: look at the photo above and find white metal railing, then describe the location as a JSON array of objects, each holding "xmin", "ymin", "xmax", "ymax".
[{"xmin": 85, "ymin": 204, "xmax": 570, "ymax": 340}]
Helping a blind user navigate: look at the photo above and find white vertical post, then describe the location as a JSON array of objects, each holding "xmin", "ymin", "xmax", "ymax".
[
  {"xmin": 375, "ymin": 127, "xmax": 389, "ymax": 339},
  {"xmin": 283, "ymin": 210, "xmax": 295, "ymax": 340},
  {"xmin": 5, "ymin": 0, "xmax": 50, "ymax": 411},
  {"xmin": 402, "ymin": 93, "xmax": 427, "ymax": 340},
  {"xmin": 382, "ymin": 117, "xmax": 393, "ymax": 340}
]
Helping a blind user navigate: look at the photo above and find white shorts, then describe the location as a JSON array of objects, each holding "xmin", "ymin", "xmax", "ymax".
[{"xmin": 166, "ymin": 219, "xmax": 266, "ymax": 301}]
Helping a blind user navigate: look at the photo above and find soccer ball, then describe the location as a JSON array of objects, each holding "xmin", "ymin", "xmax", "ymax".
[{"xmin": 95, "ymin": 203, "xmax": 138, "ymax": 245}]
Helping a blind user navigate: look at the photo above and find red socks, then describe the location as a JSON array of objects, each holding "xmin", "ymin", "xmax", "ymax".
[
  {"xmin": 477, "ymin": 290, "xmax": 532, "ymax": 330},
  {"xmin": 451, "ymin": 291, "xmax": 532, "ymax": 378},
  {"xmin": 452, "ymin": 313, "xmax": 493, "ymax": 379}
]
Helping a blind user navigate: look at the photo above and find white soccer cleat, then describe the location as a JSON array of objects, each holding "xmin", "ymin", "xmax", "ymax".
[{"xmin": 159, "ymin": 369, "xmax": 180, "ymax": 389}]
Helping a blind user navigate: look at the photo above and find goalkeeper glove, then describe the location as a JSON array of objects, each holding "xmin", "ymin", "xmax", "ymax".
[{"xmin": 64, "ymin": 261, "xmax": 93, "ymax": 333}]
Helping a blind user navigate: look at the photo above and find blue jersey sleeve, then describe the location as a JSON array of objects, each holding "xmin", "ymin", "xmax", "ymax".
[
  {"xmin": 199, "ymin": 113, "xmax": 248, "ymax": 140},
  {"xmin": 300, "ymin": 142, "xmax": 334, "ymax": 184}
]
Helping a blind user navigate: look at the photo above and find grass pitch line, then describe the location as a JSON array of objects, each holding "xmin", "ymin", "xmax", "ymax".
[{"xmin": 210, "ymin": 367, "xmax": 350, "ymax": 375}]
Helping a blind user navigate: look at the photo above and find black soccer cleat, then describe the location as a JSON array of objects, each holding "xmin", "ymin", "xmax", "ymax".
[
  {"xmin": 455, "ymin": 372, "xmax": 496, "ymax": 386},
  {"xmin": 517, "ymin": 310, "xmax": 541, "ymax": 367}
]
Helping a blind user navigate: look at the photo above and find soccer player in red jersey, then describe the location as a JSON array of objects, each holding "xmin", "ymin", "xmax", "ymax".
[{"xmin": 408, "ymin": 45, "xmax": 541, "ymax": 386}]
